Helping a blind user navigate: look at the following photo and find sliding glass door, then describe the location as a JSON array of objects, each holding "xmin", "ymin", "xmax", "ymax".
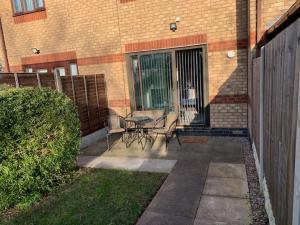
[
  {"xmin": 129, "ymin": 52, "xmax": 173, "ymax": 111},
  {"xmin": 127, "ymin": 46, "xmax": 209, "ymax": 126}
]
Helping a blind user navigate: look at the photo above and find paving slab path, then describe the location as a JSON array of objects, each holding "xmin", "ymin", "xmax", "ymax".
[
  {"xmin": 79, "ymin": 136, "xmax": 253, "ymax": 225},
  {"xmin": 136, "ymin": 138, "xmax": 252, "ymax": 225}
]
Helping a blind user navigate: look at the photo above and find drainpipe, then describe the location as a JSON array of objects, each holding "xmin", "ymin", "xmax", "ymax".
[
  {"xmin": 0, "ymin": 18, "xmax": 10, "ymax": 72},
  {"xmin": 256, "ymin": 0, "xmax": 262, "ymax": 42}
]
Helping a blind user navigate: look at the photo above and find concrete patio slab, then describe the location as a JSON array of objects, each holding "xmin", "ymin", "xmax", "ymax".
[
  {"xmin": 213, "ymin": 142, "xmax": 242, "ymax": 153},
  {"xmin": 203, "ymin": 177, "xmax": 249, "ymax": 198},
  {"xmin": 137, "ymin": 211, "xmax": 194, "ymax": 225},
  {"xmin": 145, "ymin": 161, "xmax": 208, "ymax": 218},
  {"xmin": 147, "ymin": 198, "xmax": 201, "ymax": 219},
  {"xmin": 208, "ymin": 163, "xmax": 247, "ymax": 179},
  {"xmin": 195, "ymin": 196, "xmax": 252, "ymax": 225},
  {"xmin": 179, "ymin": 143, "xmax": 212, "ymax": 153},
  {"xmin": 77, "ymin": 156, "xmax": 177, "ymax": 173},
  {"xmin": 210, "ymin": 151, "xmax": 244, "ymax": 164},
  {"xmin": 169, "ymin": 160, "xmax": 209, "ymax": 176}
]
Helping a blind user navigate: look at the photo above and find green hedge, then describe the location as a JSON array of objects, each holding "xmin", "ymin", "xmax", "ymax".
[{"xmin": 0, "ymin": 88, "xmax": 80, "ymax": 212}]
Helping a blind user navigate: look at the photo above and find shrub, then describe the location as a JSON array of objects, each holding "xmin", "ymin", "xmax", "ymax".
[{"xmin": 0, "ymin": 88, "xmax": 80, "ymax": 212}]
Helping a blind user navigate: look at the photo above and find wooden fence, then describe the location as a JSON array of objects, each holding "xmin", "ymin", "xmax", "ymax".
[
  {"xmin": 250, "ymin": 18, "xmax": 300, "ymax": 225},
  {"xmin": 0, "ymin": 73, "xmax": 108, "ymax": 136}
]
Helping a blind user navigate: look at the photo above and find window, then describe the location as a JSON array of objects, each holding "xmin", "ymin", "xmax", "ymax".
[
  {"xmin": 12, "ymin": 0, "xmax": 45, "ymax": 15},
  {"xmin": 37, "ymin": 68, "xmax": 48, "ymax": 73},
  {"xmin": 128, "ymin": 52, "xmax": 173, "ymax": 111},
  {"xmin": 25, "ymin": 67, "xmax": 33, "ymax": 73},
  {"xmin": 23, "ymin": 61, "xmax": 78, "ymax": 75},
  {"xmin": 35, "ymin": 0, "xmax": 44, "ymax": 8},
  {"xmin": 69, "ymin": 63, "xmax": 78, "ymax": 76},
  {"xmin": 24, "ymin": 0, "xmax": 34, "ymax": 11},
  {"xmin": 54, "ymin": 67, "xmax": 66, "ymax": 76}
]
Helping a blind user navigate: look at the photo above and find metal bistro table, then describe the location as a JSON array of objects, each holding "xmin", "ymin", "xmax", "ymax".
[{"xmin": 125, "ymin": 116, "xmax": 152, "ymax": 149}]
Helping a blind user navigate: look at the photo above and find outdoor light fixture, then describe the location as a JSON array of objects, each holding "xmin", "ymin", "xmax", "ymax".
[
  {"xmin": 31, "ymin": 48, "xmax": 40, "ymax": 54},
  {"xmin": 227, "ymin": 50, "xmax": 236, "ymax": 58},
  {"xmin": 170, "ymin": 22, "xmax": 177, "ymax": 32}
]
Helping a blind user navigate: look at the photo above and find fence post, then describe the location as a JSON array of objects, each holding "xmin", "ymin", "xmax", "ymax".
[
  {"xmin": 259, "ymin": 47, "xmax": 265, "ymax": 192},
  {"xmin": 14, "ymin": 73, "xmax": 19, "ymax": 88},
  {"xmin": 36, "ymin": 73, "xmax": 41, "ymax": 88},
  {"xmin": 83, "ymin": 75, "xmax": 91, "ymax": 132},
  {"xmin": 292, "ymin": 20, "xmax": 300, "ymax": 225},
  {"xmin": 54, "ymin": 73, "xmax": 62, "ymax": 92},
  {"xmin": 70, "ymin": 75, "xmax": 76, "ymax": 103},
  {"xmin": 94, "ymin": 74, "xmax": 102, "ymax": 125}
]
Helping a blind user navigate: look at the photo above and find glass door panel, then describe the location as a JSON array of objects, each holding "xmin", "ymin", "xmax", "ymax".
[
  {"xmin": 139, "ymin": 53, "xmax": 173, "ymax": 111},
  {"xmin": 176, "ymin": 48, "xmax": 206, "ymax": 125}
]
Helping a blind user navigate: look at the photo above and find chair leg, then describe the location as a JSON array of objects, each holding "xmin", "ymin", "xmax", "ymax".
[
  {"xmin": 175, "ymin": 131, "xmax": 181, "ymax": 146},
  {"xmin": 106, "ymin": 134, "xmax": 110, "ymax": 150},
  {"xmin": 165, "ymin": 135, "xmax": 168, "ymax": 151}
]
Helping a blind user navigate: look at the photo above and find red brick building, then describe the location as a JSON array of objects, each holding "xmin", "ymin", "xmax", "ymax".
[{"xmin": 0, "ymin": 0, "xmax": 296, "ymax": 129}]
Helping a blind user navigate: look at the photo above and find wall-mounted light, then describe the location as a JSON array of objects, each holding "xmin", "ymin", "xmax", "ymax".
[
  {"xmin": 227, "ymin": 50, "xmax": 236, "ymax": 58},
  {"xmin": 31, "ymin": 48, "xmax": 40, "ymax": 54},
  {"xmin": 170, "ymin": 23, "xmax": 177, "ymax": 32}
]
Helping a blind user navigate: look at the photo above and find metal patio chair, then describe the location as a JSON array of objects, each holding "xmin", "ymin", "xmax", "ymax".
[
  {"xmin": 134, "ymin": 110, "xmax": 166, "ymax": 130},
  {"xmin": 131, "ymin": 110, "xmax": 167, "ymax": 144},
  {"xmin": 152, "ymin": 112, "xmax": 181, "ymax": 150},
  {"xmin": 105, "ymin": 114, "xmax": 126, "ymax": 150}
]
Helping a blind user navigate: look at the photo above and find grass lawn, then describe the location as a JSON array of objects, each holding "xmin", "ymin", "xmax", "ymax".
[{"xmin": 0, "ymin": 169, "xmax": 166, "ymax": 225}]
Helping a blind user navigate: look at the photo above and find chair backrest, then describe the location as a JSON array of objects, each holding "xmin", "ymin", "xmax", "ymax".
[
  {"xmin": 107, "ymin": 114, "xmax": 125, "ymax": 130},
  {"xmin": 165, "ymin": 112, "xmax": 178, "ymax": 133}
]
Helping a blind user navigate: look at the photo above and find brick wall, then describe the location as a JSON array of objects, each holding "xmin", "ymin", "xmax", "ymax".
[
  {"xmin": 0, "ymin": 0, "xmax": 252, "ymax": 128},
  {"xmin": 262, "ymin": 0, "xmax": 297, "ymax": 31},
  {"xmin": 210, "ymin": 103, "xmax": 248, "ymax": 128}
]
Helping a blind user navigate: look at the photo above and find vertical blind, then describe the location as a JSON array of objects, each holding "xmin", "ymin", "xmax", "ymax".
[
  {"xmin": 176, "ymin": 48, "xmax": 205, "ymax": 124},
  {"xmin": 35, "ymin": 0, "xmax": 44, "ymax": 8},
  {"xmin": 13, "ymin": 0, "xmax": 45, "ymax": 13},
  {"xmin": 129, "ymin": 52, "xmax": 173, "ymax": 111},
  {"xmin": 13, "ymin": 0, "xmax": 22, "ymax": 12},
  {"xmin": 24, "ymin": 0, "xmax": 34, "ymax": 11}
]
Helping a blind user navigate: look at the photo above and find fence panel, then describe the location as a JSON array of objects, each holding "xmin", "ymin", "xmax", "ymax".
[
  {"xmin": 0, "ymin": 73, "xmax": 108, "ymax": 137},
  {"xmin": 0, "ymin": 73, "xmax": 16, "ymax": 87},
  {"xmin": 39, "ymin": 73, "xmax": 57, "ymax": 89},
  {"xmin": 17, "ymin": 73, "xmax": 40, "ymax": 87},
  {"xmin": 252, "ymin": 18, "xmax": 300, "ymax": 225}
]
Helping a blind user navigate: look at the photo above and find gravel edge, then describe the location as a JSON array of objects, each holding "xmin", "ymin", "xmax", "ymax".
[{"xmin": 238, "ymin": 137, "xmax": 269, "ymax": 225}]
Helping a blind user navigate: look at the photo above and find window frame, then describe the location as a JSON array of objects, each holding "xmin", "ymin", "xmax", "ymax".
[
  {"xmin": 127, "ymin": 50, "xmax": 174, "ymax": 111},
  {"xmin": 11, "ymin": 0, "xmax": 46, "ymax": 16}
]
